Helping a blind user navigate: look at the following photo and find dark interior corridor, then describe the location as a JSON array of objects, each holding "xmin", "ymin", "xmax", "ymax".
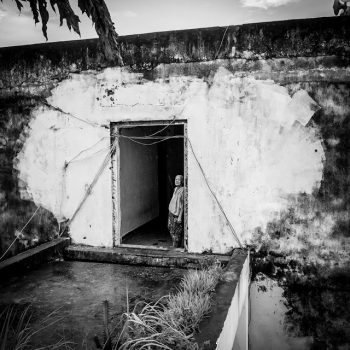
[{"xmin": 119, "ymin": 123, "xmax": 184, "ymax": 248}]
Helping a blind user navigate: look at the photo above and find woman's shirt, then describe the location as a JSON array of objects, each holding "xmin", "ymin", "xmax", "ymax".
[{"xmin": 168, "ymin": 186, "xmax": 184, "ymax": 216}]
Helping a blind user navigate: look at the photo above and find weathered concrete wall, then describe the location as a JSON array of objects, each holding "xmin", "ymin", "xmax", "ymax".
[
  {"xmin": 0, "ymin": 98, "xmax": 58, "ymax": 258},
  {"xmin": 0, "ymin": 17, "xmax": 349, "ymax": 260},
  {"xmin": 194, "ymin": 249, "xmax": 249, "ymax": 350},
  {"xmin": 10, "ymin": 67, "xmax": 322, "ymax": 253},
  {"xmin": 257, "ymin": 81, "xmax": 350, "ymax": 265},
  {"xmin": 216, "ymin": 252, "xmax": 250, "ymax": 350},
  {"xmin": 1, "ymin": 16, "xmax": 350, "ymax": 98}
]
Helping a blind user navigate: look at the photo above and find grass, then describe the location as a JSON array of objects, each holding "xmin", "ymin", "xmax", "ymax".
[
  {"xmin": 0, "ymin": 304, "xmax": 74, "ymax": 350},
  {"xmin": 0, "ymin": 262, "xmax": 223, "ymax": 349},
  {"xmin": 114, "ymin": 262, "xmax": 223, "ymax": 350}
]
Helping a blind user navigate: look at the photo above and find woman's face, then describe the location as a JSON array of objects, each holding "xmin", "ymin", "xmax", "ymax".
[{"xmin": 175, "ymin": 175, "xmax": 183, "ymax": 186}]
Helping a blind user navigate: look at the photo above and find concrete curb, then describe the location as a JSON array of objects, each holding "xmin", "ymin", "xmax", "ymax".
[
  {"xmin": 195, "ymin": 249, "xmax": 249, "ymax": 350},
  {"xmin": 64, "ymin": 244, "xmax": 231, "ymax": 269},
  {"xmin": 0, "ymin": 237, "xmax": 70, "ymax": 278}
]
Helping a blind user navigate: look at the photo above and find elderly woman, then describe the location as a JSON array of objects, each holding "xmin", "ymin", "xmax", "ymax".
[{"xmin": 168, "ymin": 175, "xmax": 184, "ymax": 248}]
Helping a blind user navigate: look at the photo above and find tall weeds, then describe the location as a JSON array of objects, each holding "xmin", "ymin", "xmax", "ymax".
[
  {"xmin": 0, "ymin": 305, "xmax": 74, "ymax": 350},
  {"xmin": 115, "ymin": 263, "xmax": 223, "ymax": 350}
]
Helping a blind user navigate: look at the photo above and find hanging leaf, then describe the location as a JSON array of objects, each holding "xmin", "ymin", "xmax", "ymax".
[
  {"xmin": 38, "ymin": 0, "xmax": 49, "ymax": 40},
  {"xmin": 28, "ymin": 0, "xmax": 40, "ymax": 24},
  {"xmin": 78, "ymin": 0, "xmax": 123, "ymax": 63},
  {"xmin": 49, "ymin": 0, "xmax": 55, "ymax": 12},
  {"xmin": 50, "ymin": 0, "xmax": 80, "ymax": 35},
  {"xmin": 2, "ymin": 0, "xmax": 122, "ymax": 62}
]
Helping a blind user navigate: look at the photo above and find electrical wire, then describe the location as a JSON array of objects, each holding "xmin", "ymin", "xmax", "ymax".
[
  {"xmin": 214, "ymin": 26, "xmax": 229, "ymax": 60},
  {"xmin": 118, "ymin": 135, "xmax": 184, "ymax": 146},
  {"xmin": 116, "ymin": 133, "xmax": 243, "ymax": 247},
  {"xmin": 0, "ymin": 127, "xmax": 242, "ymax": 252},
  {"xmin": 147, "ymin": 116, "xmax": 177, "ymax": 136},
  {"xmin": 187, "ymin": 138, "xmax": 243, "ymax": 248},
  {"xmin": 59, "ymin": 138, "xmax": 118, "ymax": 237},
  {"xmin": 65, "ymin": 137, "xmax": 109, "ymax": 167},
  {"xmin": 41, "ymin": 99, "xmax": 106, "ymax": 129},
  {"xmin": 0, "ymin": 206, "xmax": 41, "ymax": 261},
  {"xmin": 67, "ymin": 146, "xmax": 110, "ymax": 165},
  {"xmin": 59, "ymin": 118, "xmax": 179, "ymax": 233},
  {"xmin": 0, "ymin": 102, "xmax": 243, "ymax": 259}
]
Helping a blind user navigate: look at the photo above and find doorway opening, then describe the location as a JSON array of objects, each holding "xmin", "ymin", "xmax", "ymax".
[{"xmin": 111, "ymin": 121, "xmax": 187, "ymax": 250}]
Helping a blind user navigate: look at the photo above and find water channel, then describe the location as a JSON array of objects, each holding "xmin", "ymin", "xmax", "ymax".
[
  {"xmin": 1, "ymin": 258, "xmax": 349, "ymax": 349},
  {"xmin": 0, "ymin": 260, "xmax": 185, "ymax": 349},
  {"xmin": 249, "ymin": 271, "xmax": 350, "ymax": 350}
]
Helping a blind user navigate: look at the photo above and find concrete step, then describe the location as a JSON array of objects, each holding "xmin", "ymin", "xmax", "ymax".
[{"xmin": 64, "ymin": 244, "xmax": 231, "ymax": 269}]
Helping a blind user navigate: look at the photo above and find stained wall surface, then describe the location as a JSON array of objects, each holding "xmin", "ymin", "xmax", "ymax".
[{"xmin": 0, "ymin": 17, "xmax": 349, "ymax": 260}]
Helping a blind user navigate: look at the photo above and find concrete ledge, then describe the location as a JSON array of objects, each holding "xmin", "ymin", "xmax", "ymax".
[
  {"xmin": 1, "ymin": 17, "xmax": 349, "ymax": 68},
  {"xmin": 0, "ymin": 238, "xmax": 70, "ymax": 277},
  {"xmin": 153, "ymin": 57, "xmax": 350, "ymax": 83},
  {"xmin": 64, "ymin": 245, "xmax": 231, "ymax": 269},
  {"xmin": 1, "ymin": 17, "xmax": 349, "ymax": 99},
  {"xmin": 195, "ymin": 249, "xmax": 249, "ymax": 350}
]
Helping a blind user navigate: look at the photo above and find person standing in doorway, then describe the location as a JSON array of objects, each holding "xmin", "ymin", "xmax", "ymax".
[{"xmin": 168, "ymin": 175, "xmax": 184, "ymax": 248}]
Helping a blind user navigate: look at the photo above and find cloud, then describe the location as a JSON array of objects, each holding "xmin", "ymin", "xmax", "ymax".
[
  {"xmin": 121, "ymin": 10, "xmax": 138, "ymax": 18},
  {"xmin": 240, "ymin": 0, "xmax": 300, "ymax": 9}
]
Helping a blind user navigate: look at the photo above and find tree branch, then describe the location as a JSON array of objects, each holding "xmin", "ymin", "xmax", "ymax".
[
  {"xmin": 78, "ymin": 0, "xmax": 123, "ymax": 64},
  {"xmin": 2, "ymin": 0, "xmax": 123, "ymax": 63}
]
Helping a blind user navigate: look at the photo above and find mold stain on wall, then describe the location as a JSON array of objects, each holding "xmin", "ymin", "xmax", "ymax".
[
  {"xmin": 0, "ymin": 98, "xmax": 58, "ymax": 257},
  {"xmin": 256, "ymin": 82, "xmax": 350, "ymax": 266}
]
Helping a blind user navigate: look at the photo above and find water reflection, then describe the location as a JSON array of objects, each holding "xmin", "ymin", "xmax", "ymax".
[{"xmin": 249, "ymin": 272, "xmax": 350, "ymax": 350}]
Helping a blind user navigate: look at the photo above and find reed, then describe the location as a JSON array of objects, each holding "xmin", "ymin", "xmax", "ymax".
[
  {"xmin": 116, "ymin": 263, "xmax": 223, "ymax": 350},
  {"xmin": 0, "ymin": 305, "xmax": 74, "ymax": 350}
]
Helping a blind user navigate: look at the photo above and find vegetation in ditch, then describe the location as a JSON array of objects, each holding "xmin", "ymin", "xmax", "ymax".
[
  {"xmin": 113, "ymin": 262, "xmax": 223, "ymax": 350},
  {"xmin": 0, "ymin": 304, "xmax": 73, "ymax": 350}
]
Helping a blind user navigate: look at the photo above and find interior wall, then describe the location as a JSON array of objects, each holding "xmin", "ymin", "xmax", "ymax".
[
  {"xmin": 157, "ymin": 125, "xmax": 184, "ymax": 224},
  {"xmin": 119, "ymin": 127, "xmax": 159, "ymax": 237}
]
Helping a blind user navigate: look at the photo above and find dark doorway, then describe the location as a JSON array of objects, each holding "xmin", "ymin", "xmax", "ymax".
[{"xmin": 115, "ymin": 122, "xmax": 186, "ymax": 249}]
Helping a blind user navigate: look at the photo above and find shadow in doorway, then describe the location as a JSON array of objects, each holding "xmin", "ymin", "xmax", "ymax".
[{"xmin": 122, "ymin": 217, "xmax": 172, "ymax": 248}]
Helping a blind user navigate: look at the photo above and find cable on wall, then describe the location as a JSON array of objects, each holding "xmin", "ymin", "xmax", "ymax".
[
  {"xmin": 0, "ymin": 206, "xmax": 41, "ymax": 261},
  {"xmin": 147, "ymin": 116, "xmax": 177, "ymax": 136},
  {"xmin": 40, "ymin": 99, "xmax": 107, "ymax": 129},
  {"xmin": 187, "ymin": 138, "xmax": 243, "ymax": 248},
  {"xmin": 214, "ymin": 26, "xmax": 229, "ymax": 60},
  {"xmin": 59, "ymin": 138, "xmax": 118, "ymax": 237},
  {"xmin": 1, "ymin": 126, "xmax": 243, "ymax": 260},
  {"xmin": 116, "ymin": 133, "xmax": 243, "ymax": 248}
]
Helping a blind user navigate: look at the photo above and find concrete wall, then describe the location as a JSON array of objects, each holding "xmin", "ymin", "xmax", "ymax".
[
  {"xmin": 0, "ymin": 98, "xmax": 59, "ymax": 257},
  {"xmin": 8, "ymin": 67, "xmax": 322, "ymax": 253},
  {"xmin": 216, "ymin": 252, "xmax": 250, "ymax": 350},
  {"xmin": 0, "ymin": 17, "xmax": 350, "ymax": 260}
]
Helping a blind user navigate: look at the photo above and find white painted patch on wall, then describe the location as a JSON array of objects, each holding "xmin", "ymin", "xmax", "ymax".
[
  {"xmin": 15, "ymin": 66, "xmax": 324, "ymax": 253},
  {"xmin": 15, "ymin": 106, "xmax": 112, "ymax": 246},
  {"xmin": 185, "ymin": 68, "xmax": 324, "ymax": 251}
]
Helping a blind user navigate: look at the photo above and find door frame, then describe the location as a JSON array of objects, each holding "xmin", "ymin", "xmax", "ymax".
[{"xmin": 110, "ymin": 120, "xmax": 188, "ymax": 251}]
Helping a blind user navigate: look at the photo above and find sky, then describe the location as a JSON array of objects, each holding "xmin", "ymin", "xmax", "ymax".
[{"xmin": 0, "ymin": 0, "xmax": 332, "ymax": 47}]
